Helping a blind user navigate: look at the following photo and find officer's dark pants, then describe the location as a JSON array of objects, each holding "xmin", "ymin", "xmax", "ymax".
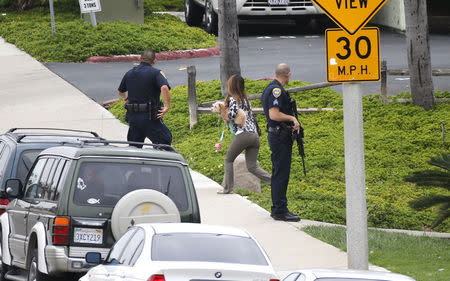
[
  {"xmin": 127, "ymin": 114, "xmax": 172, "ymax": 147},
  {"xmin": 268, "ymin": 131, "xmax": 293, "ymax": 215}
]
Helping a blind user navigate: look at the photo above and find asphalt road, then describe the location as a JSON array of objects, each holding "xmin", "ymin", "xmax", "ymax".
[{"xmin": 45, "ymin": 22, "xmax": 450, "ymax": 103}]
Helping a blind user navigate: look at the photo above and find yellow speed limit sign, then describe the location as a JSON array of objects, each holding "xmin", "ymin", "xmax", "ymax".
[{"xmin": 326, "ymin": 27, "xmax": 380, "ymax": 83}]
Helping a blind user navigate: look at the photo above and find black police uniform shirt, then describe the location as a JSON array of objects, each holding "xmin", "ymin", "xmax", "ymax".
[
  {"xmin": 118, "ymin": 62, "xmax": 170, "ymax": 105},
  {"xmin": 261, "ymin": 79, "xmax": 294, "ymax": 128}
]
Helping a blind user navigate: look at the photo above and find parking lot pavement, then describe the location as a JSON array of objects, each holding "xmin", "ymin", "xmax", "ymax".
[{"xmin": 1, "ymin": 36, "xmax": 384, "ymax": 274}]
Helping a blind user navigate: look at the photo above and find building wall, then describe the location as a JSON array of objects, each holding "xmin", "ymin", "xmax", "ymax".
[{"xmin": 371, "ymin": 0, "xmax": 406, "ymax": 32}]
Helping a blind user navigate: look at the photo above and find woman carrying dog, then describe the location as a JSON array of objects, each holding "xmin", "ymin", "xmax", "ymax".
[{"xmin": 219, "ymin": 74, "xmax": 271, "ymax": 194}]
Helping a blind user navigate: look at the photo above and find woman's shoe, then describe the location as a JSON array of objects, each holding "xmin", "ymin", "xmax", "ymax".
[{"xmin": 217, "ymin": 189, "xmax": 233, "ymax": 194}]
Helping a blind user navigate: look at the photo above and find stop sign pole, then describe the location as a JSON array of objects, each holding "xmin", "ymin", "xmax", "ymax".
[{"xmin": 310, "ymin": 0, "xmax": 388, "ymax": 270}]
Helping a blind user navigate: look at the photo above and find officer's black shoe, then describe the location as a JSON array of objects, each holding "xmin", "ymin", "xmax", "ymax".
[
  {"xmin": 286, "ymin": 211, "xmax": 299, "ymax": 217},
  {"xmin": 270, "ymin": 212, "xmax": 300, "ymax": 222}
]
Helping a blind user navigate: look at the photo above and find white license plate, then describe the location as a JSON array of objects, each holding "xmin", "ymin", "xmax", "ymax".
[
  {"xmin": 74, "ymin": 228, "xmax": 103, "ymax": 244},
  {"xmin": 268, "ymin": 0, "xmax": 289, "ymax": 5}
]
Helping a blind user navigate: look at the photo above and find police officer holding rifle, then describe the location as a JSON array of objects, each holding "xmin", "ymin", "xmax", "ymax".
[
  {"xmin": 118, "ymin": 50, "xmax": 172, "ymax": 147},
  {"xmin": 261, "ymin": 63, "xmax": 303, "ymax": 222}
]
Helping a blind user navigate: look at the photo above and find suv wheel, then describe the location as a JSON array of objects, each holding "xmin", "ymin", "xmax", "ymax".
[
  {"xmin": 185, "ymin": 0, "xmax": 203, "ymax": 26},
  {"xmin": 28, "ymin": 249, "xmax": 49, "ymax": 281},
  {"xmin": 204, "ymin": 0, "xmax": 218, "ymax": 34}
]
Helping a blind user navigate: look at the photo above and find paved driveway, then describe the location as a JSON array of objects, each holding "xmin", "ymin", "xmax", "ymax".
[{"xmin": 45, "ymin": 23, "xmax": 450, "ymax": 103}]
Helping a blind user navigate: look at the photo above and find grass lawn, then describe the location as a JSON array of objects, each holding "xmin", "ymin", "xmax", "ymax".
[{"xmin": 302, "ymin": 225, "xmax": 450, "ymax": 281}]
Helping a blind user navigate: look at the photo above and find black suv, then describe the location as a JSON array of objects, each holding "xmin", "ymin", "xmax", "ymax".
[
  {"xmin": 1, "ymin": 140, "xmax": 200, "ymax": 281},
  {"xmin": 0, "ymin": 128, "xmax": 103, "ymax": 214}
]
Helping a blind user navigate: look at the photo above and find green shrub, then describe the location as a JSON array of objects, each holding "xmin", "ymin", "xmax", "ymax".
[
  {"xmin": 0, "ymin": 0, "xmax": 79, "ymax": 12},
  {"xmin": 0, "ymin": 9, "xmax": 216, "ymax": 62},
  {"xmin": 110, "ymin": 80, "xmax": 450, "ymax": 232},
  {"xmin": 144, "ymin": 0, "xmax": 184, "ymax": 15}
]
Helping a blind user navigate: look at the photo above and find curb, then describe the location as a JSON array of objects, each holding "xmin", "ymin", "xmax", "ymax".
[
  {"xmin": 86, "ymin": 46, "xmax": 220, "ymax": 63},
  {"xmin": 235, "ymin": 193, "xmax": 450, "ymax": 239},
  {"xmin": 101, "ymin": 98, "xmax": 119, "ymax": 108}
]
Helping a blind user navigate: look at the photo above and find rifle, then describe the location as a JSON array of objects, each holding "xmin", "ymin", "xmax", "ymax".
[{"xmin": 289, "ymin": 96, "xmax": 307, "ymax": 176}]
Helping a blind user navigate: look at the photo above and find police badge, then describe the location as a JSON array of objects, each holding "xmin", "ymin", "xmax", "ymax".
[{"xmin": 272, "ymin": 88, "xmax": 282, "ymax": 98}]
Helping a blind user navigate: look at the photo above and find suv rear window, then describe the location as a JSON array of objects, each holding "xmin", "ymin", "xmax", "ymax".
[
  {"xmin": 151, "ymin": 233, "xmax": 268, "ymax": 265},
  {"xmin": 72, "ymin": 162, "xmax": 188, "ymax": 211}
]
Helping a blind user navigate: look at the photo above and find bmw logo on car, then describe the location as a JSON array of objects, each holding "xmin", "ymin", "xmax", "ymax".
[{"xmin": 215, "ymin": 272, "xmax": 222, "ymax": 278}]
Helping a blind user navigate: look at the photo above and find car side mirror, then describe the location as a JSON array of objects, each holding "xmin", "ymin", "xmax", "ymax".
[
  {"xmin": 85, "ymin": 252, "xmax": 102, "ymax": 264},
  {"xmin": 5, "ymin": 179, "xmax": 22, "ymax": 198}
]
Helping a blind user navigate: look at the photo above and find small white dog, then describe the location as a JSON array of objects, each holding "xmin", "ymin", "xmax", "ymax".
[{"xmin": 211, "ymin": 101, "xmax": 247, "ymax": 127}]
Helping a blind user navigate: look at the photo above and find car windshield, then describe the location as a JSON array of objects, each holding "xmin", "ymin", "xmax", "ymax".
[
  {"xmin": 152, "ymin": 233, "xmax": 268, "ymax": 265},
  {"xmin": 72, "ymin": 161, "xmax": 188, "ymax": 210}
]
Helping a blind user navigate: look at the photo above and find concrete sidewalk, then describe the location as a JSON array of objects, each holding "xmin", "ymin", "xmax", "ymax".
[{"xmin": 1, "ymin": 37, "xmax": 380, "ymax": 277}]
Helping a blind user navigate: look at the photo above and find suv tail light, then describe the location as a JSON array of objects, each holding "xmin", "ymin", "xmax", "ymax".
[
  {"xmin": 52, "ymin": 217, "xmax": 71, "ymax": 245},
  {"xmin": 148, "ymin": 275, "xmax": 165, "ymax": 281},
  {"xmin": 270, "ymin": 279, "xmax": 280, "ymax": 281},
  {"xmin": 0, "ymin": 199, "xmax": 10, "ymax": 215}
]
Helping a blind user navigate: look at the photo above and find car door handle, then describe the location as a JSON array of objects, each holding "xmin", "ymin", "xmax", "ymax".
[{"xmin": 24, "ymin": 213, "xmax": 28, "ymax": 218}]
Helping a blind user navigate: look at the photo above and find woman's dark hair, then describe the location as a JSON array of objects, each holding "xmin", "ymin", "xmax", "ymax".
[{"xmin": 225, "ymin": 74, "xmax": 249, "ymax": 107}]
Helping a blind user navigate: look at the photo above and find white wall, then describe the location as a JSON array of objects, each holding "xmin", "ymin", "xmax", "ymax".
[{"xmin": 371, "ymin": 0, "xmax": 406, "ymax": 32}]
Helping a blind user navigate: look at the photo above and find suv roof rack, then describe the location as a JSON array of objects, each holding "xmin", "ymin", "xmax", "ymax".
[
  {"xmin": 80, "ymin": 139, "xmax": 177, "ymax": 153},
  {"xmin": 14, "ymin": 134, "xmax": 104, "ymax": 143},
  {"xmin": 7, "ymin": 128, "xmax": 100, "ymax": 138}
]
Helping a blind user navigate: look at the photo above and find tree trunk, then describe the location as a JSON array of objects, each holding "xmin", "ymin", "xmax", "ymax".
[
  {"xmin": 404, "ymin": 0, "xmax": 435, "ymax": 110},
  {"xmin": 218, "ymin": 0, "xmax": 241, "ymax": 97}
]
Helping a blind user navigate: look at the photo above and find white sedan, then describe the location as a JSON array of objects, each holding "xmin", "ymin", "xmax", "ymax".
[
  {"xmin": 283, "ymin": 269, "xmax": 416, "ymax": 281},
  {"xmin": 80, "ymin": 223, "xmax": 279, "ymax": 281}
]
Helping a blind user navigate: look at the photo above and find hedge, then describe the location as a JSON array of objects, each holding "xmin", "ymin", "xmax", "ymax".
[
  {"xmin": 0, "ymin": 8, "xmax": 216, "ymax": 62},
  {"xmin": 110, "ymin": 80, "xmax": 450, "ymax": 232},
  {"xmin": 144, "ymin": 0, "xmax": 184, "ymax": 14}
]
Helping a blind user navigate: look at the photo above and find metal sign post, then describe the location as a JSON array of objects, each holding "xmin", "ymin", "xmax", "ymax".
[
  {"xmin": 79, "ymin": 0, "xmax": 101, "ymax": 27},
  {"xmin": 310, "ymin": 0, "xmax": 389, "ymax": 271},
  {"xmin": 342, "ymin": 83, "xmax": 369, "ymax": 270},
  {"xmin": 90, "ymin": 11, "xmax": 97, "ymax": 27},
  {"xmin": 49, "ymin": 0, "xmax": 56, "ymax": 35}
]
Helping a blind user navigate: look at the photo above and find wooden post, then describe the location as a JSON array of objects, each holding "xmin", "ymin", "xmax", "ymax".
[
  {"xmin": 187, "ymin": 66, "xmax": 198, "ymax": 129},
  {"xmin": 218, "ymin": 0, "xmax": 241, "ymax": 96},
  {"xmin": 404, "ymin": 0, "xmax": 435, "ymax": 110},
  {"xmin": 380, "ymin": 60, "xmax": 388, "ymax": 104}
]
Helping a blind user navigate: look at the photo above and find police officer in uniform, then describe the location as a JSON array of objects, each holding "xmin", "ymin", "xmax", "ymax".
[
  {"xmin": 261, "ymin": 63, "xmax": 300, "ymax": 222},
  {"xmin": 118, "ymin": 50, "xmax": 172, "ymax": 147}
]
